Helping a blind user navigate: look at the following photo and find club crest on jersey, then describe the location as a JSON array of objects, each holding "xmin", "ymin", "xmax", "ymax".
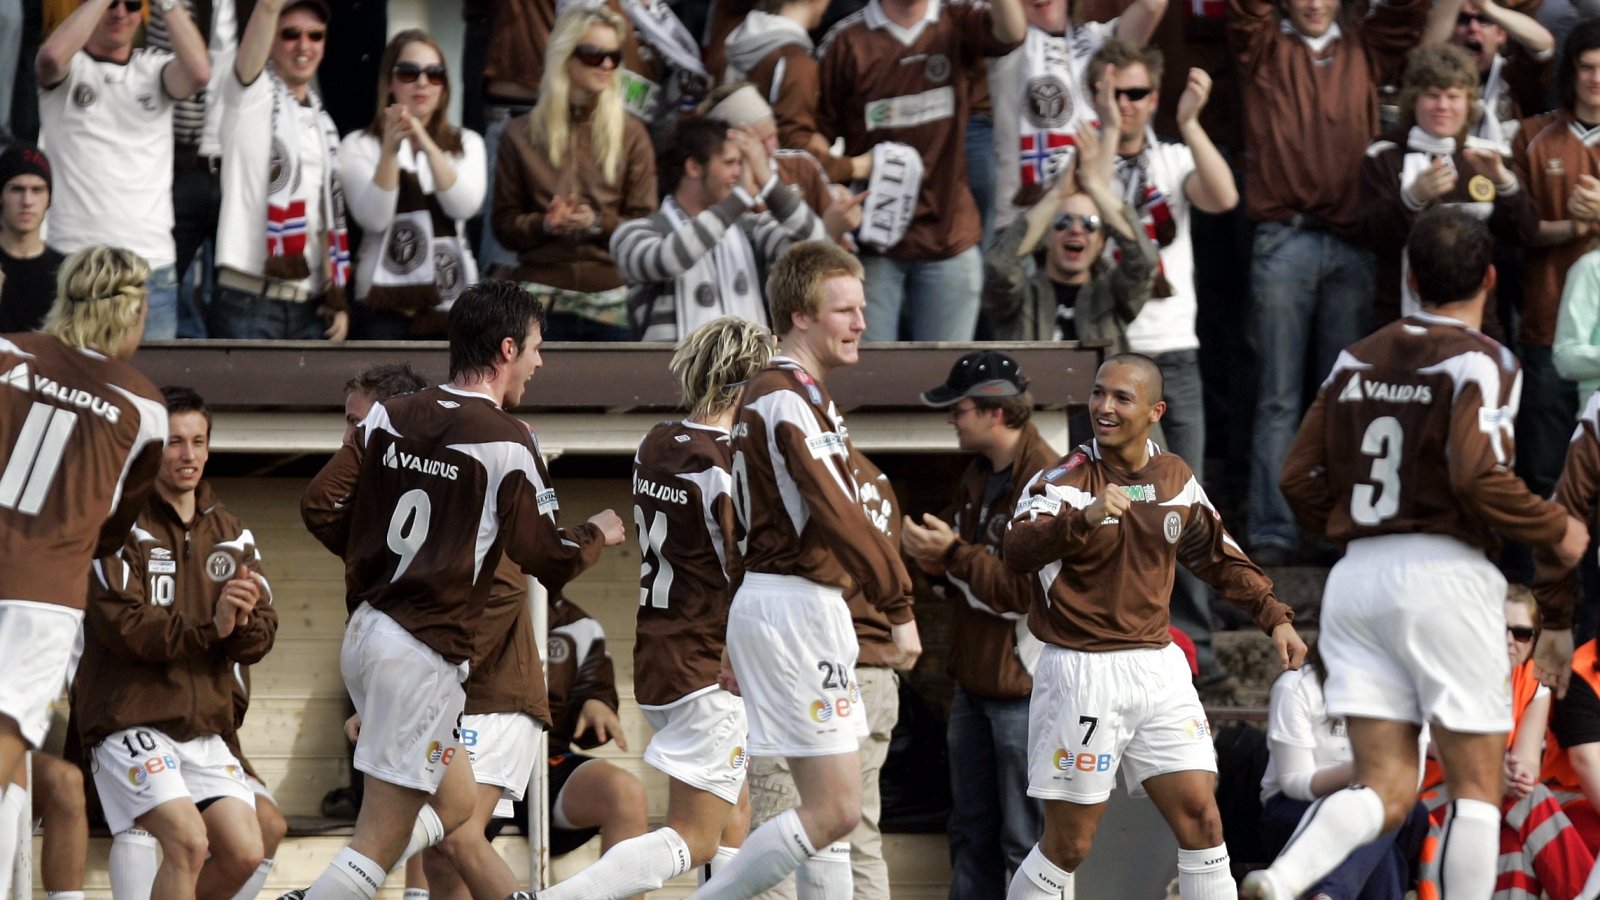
[
  {"xmin": 1163, "ymin": 511, "xmax": 1182, "ymax": 543},
  {"xmin": 546, "ymin": 638, "xmax": 570, "ymax": 664},
  {"xmin": 204, "ymin": 550, "xmax": 238, "ymax": 583},
  {"xmin": 382, "ymin": 443, "xmax": 460, "ymax": 480}
]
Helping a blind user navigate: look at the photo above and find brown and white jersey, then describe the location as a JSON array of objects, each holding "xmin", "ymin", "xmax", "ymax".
[
  {"xmin": 816, "ymin": 0, "xmax": 1018, "ymax": 260},
  {"xmin": 463, "ymin": 555, "xmax": 550, "ymax": 725},
  {"xmin": 632, "ymin": 420, "xmax": 737, "ymax": 707},
  {"xmin": 1280, "ymin": 312, "xmax": 1566, "ymax": 556},
  {"xmin": 301, "ymin": 385, "xmax": 607, "ymax": 664},
  {"xmin": 1536, "ymin": 389, "xmax": 1600, "ymax": 629},
  {"xmin": 1006, "ymin": 440, "xmax": 1290, "ymax": 652},
  {"xmin": 0, "ymin": 333, "xmax": 165, "ymax": 609},
  {"xmin": 846, "ymin": 448, "xmax": 906, "ymax": 667},
  {"xmin": 732, "ymin": 357, "xmax": 914, "ymax": 621},
  {"xmin": 547, "ymin": 595, "xmax": 619, "ymax": 752}
]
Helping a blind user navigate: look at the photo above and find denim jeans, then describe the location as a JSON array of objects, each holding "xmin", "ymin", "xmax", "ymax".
[
  {"xmin": 947, "ymin": 686, "xmax": 1040, "ymax": 899},
  {"xmin": 1247, "ymin": 223, "xmax": 1374, "ymax": 550},
  {"xmin": 860, "ymin": 246, "xmax": 981, "ymax": 342},
  {"xmin": 1261, "ymin": 794, "xmax": 1428, "ymax": 900},
  {"xmin": 208, "ymin": 287, "xmax": 327, "ymax": 340},
  {"xmin": 965, "ymin": 114, "xmax": 996, "ymax": 247},
  {"xmin": 479, "ymin": 103, "xmax": 533, "ymax": 276},
  {"xmin": 142, "ymin": 264, "xmax": 179, "ymax": 341},
  {"xmin": 172, "ymin": 165, "xmax": 221, "ymax": 338},
  {"xmin": 1154, "ymin": 349, "xmax": 1218, "ymax": 673}
]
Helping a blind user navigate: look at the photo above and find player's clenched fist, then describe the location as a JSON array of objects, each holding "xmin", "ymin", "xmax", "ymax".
[
  {"xmin": 1085, "ymin": 486, "xmax": 1131, "ymax": 524},
  {"xmin": 588, "ymin": 508, "xmax": 627, "ymax": 545}
]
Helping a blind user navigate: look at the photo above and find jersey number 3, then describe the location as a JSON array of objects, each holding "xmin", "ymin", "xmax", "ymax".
[{"xmin": 1351, "ymin": 416, "xmax": 1403, "ymax": 526}]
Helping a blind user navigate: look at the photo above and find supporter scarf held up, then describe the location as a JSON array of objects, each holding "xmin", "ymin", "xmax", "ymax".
[
  {"xmin": 264, "ymin": 64, "xmax": 351, "ymax": 308},
  {"xmin": 656, "ymin": 195, "xmax": 763, "ymax": 340},
  {"xmin": 366, "ymin": 165, "xmax": 479, "ymax": 335}
]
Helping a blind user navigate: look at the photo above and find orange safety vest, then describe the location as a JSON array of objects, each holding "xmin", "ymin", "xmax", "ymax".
[{"xmin": 1543, "ymin": 640, "xmax": 1600, "ymax": 794}]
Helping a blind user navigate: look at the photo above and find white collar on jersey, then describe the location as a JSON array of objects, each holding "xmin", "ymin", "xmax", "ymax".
[
  {"xmin": 1409, "ymin": 310, "xmax": 1472, "ymax": 330},
  {"xmin": 865, "ymin": 0, "xmax": 942, "ymax": 45},
  {"xmin": 439, "ymin": 383, "xmax": 500, "ymax": 407},
  {"xmin": 682, "ymin": 420, "xmax": 731, "ymax": 435},
  {"xmin": 1086, "ymin": 438, "xmax": 1163, "ymax": 461},
  {"xmin": 1278, "ymin": 18, "xmax": 1341, "ymax": 54}
]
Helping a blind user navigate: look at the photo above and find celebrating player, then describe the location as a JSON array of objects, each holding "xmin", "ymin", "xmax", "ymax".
[{"xmin": 1246, "ymin": 208, "xmax": 1587, "ymax": 899}]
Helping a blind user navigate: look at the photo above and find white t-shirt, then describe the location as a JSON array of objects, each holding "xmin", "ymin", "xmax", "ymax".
[
  {"xmin": 988, "ymin": 21, "xmax": 1113, "ymax": 231},
  {"xmin": 216, "ymin": 70, "xmax": 324, "ymax": 290},
  {"xmin": 1113, "ymin": 138, "xmax": 1200, "ymax": 354},
  {"xmin": 39, "ymin": 49, "xmax": 177, "ymax": 268},
  {"xmin": 1260, "ymin": 667, "xmax": 1349, "ymax": 803}
]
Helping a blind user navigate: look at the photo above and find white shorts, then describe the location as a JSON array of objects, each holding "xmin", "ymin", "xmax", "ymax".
[
  {"xmin": 726, "ymin": 574, "xmax": 868, "ymax": 757},
  {"xmin": 91, "ymin": 729, "xmax": 255, "ymax": 834},
  {"xmin": 1027, "ymin": 643, "xmax": 1216, "ymax": 804},
  {"xmin": 244, "ymin": 771, "xmax": 277, "ymax": 805},
  {"xmin": 641, "ymin": 685, "xmax": 748, "ymax": 804},
  {"xmin": 341, "ymin": 602, "xmax": 468, "ymax": 792},
  {"xmin": 460, "ymin": 712, "xmax": 539, "ymax": 819},
  {"xmin": 1320, "ymin": 534, "xmax": 1510, "ymax": 733},
  {"xmin": 0, "ymin": 601, "xmax": 82, "ymax": 748}
]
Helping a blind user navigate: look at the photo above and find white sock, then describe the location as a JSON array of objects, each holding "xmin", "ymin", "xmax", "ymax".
[
  {"xmin": 1266, "ymin": 786, "xmax": 1385, "ymax": 898},
  {"xmin": 1438, "ymin": 799, "xmax": 1500, "ymax": 899},
  {"xmin": 304, "ymin": 847, "xmax": 385, "ymax": 900},
  {"xmin": 699, "ymin": 846, "xmax": 741, "ymax": 885},
  {"xmin": 228, "ymin": 857, "xmax": 274, "ymax": 900},
  {"xmin": 45, "ymin": 892, "xmax": 87, "ymax": 899},
  {"xmin": 1177, "ymin": 845, "xmax": 1234, "ymax": 900},
  {"xmin": 795, "ymin": 841, "xmax": 852, "ymax": 900},
  {"xmin": 542, "ymin": 827, "xmax": 693, "ymax": 900},
  {"xmin": 398, "ymin": 805, "xmax": 446, "ymax": 865},
  {"xmin": 108, "ymin": 827, "xmax": 160, "ymax": 900},
  {"xmin": 403, "ymin": 890, "xmax": 430, "ymax": 900},
  {"xmin": 1008, "ymin": 844, "xmax": 1073, "ymax": 899},
  {"xmin": 688, "ymin": 809, "xmax": 814, "ymax": 899},
  {"xmin": 0, "ymin": 784, "xmax": 24, "ymax": 898}
]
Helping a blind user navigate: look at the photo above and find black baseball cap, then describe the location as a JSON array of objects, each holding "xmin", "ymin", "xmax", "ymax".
[
  {"xmin": 282, "ymin": 0, "xmax": 331, "ymax": 22},
  {"xmin": 920, "ymin": 351, "xmax": 1028, "ymax": 408}
]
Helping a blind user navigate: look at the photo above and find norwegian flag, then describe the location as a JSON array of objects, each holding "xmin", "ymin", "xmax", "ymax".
[
  {"xmin": 266, "ymin": 199, "xmax": 308, "ymax": 259},
  {"xmin": 1019, "ymin": 131, "xmax": 1076, "ymax": 186},
  {"xmin": 1188, "ymin": 0, "xmax": 1226, "ymax": 18}
]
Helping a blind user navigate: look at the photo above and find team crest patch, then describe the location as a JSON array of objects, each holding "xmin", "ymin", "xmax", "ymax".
[
  {"xmin": 1024, "ymin": 74, "xmax": 1073, "ymax": 129},
  {"xmin": 267, "ymin": 138, "xmax": 292, "ymax": 195},
  {"xmin": 1467, "ymin": 174, "xmax": 1496, "ymax": 202},
  {"xmin": 728, "ymin": 746, "xmax": 747, "ymax": 769},
  {"xmin": 924, "ymin": 53, "xmax": 951, "ymax": 83},
  {"xmin": 694, "ymin": 283, "xmax": 716, "ymax": 308},
  {"xmin": 384, "ymin": 220, "xmax": 427, "ymax": 275},
  {"xmin": 547, "ymin": 638, "xmax": 570, "ymax": 664},
  {"xmin": 127, "ymin": 766, "xmax": 147, "ymax": 786},
  {"xmin": 734, "ymin": 272, "xmax": 749, "ymax": 295},
  {"xmin": 72, "ymin": 83, "xmax": 97, "ymax": 108},
  {"xmin": 204, "ymin": 549, "xmax": 239, "ymax": 583},
  {"xmin": 1185, "ymin": 718, "xmax": 1212, "ymax": 741},
  {"xmin": 434, "ymin": 245, "xmax": 465, "ymax": 300},
  {"xmin": 1163, "ymin": 511, "xmax": 1182, "ymax": 544},
  {"xmin": 808, "ymin": 699, "xmax": 834, "ymax": 722}
]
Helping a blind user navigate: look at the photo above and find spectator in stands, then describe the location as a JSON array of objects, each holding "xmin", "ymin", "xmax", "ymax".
[
  {"xmin": 1513, "ymin": 20, "xmax": 1600, "ymax": 532},
  {"xmin": 613, "ymin": 116, "xmax": 824, "ymax": 342},
  {"xmin": 988, "ymin": 0, "xmax": 1165, "ymax": 233},
  {"xmin": 476, "ymin": 0, "xmax": 549, "ymax": 276},
  {"xmin": 1360, "ymin": 43, "xmax": 1536, "ymax": 328},
  {"xmin": 1257, "ymin": 643, "xmax": 1430, "ymax": 900},
  {"xmin": 35, "ymin": 0, "xmax": 211, "ymax": 341},
  {"xmin": 1453, "ymin": 0, "xmax": 1554, "ymax": 145},
  {"xmin": 76, "ymin": 385, "xmax": 277, "ymax": 900},
  {"xmin": 816, "ymin": 0, "xmax": 1026, "ymax": 341},
  {"xmin": 903, "ymin": 351, "xmax": 1056, "ymax": 898},
  {"xmin": 1092, "ymin": 41, "xmax": 1238, "ymax": 690},
  {"xmin": 0, "ymin": 143, "xmax": 60, "ymax": 332},
  {"xmin": 982, "ymin": 125, "xmax": 1158, "ymax": 346},
  {"xmin": 491, "ymin": 3, "xmax": 656, "ymax": 342},
  {"xmin": 1230, "ymin": 0, "xmax": 1456, "ymax": 565},
  {"xmin": 1556, "ymin": 248, "xmax": 1600, "ymax": 402},
  {"xmin": 341, "ymin": 29, "xmax": 485, "ymax": 340},
  {"xmin": 214, "ymin": 0, "xmax": 351, "ymax": 341}
]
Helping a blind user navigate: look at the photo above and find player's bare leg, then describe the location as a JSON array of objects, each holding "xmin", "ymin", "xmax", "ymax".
[
  {"xmin": 32, "ymin": 754, "xmax": 88, "ymax": 898},
  {"xmin": 1007, "ymin": 798, "xmax": 1105, "ymax": 899},
  {"xmin": 422, "ymin": 780, "xmax": 513, "ymax": 900},
  {"xmin": 230, "ymin": 793, "xmax": 287, "ymax": 900},
  {"xmin": 137, "ymin": 797, "xmax": 220, "ymax": 900},
  {"xmin": 1243, "ymin": 717, "xmax": 1423, "ymax": 899},
  {"xmin": 699, "ymin": 780, "xmax": 752, "ymax": 880},
  {"xmin": 540, "ymin": 760, "xmax": 654, "ymax": 900},
  {"xmin": 1430, "ymin": 724, "xmax": 1508, "ymax": 898},
  {"xmin": 300, "ymin": 776, "xmax": 431, "ymax": 899},
  {"xmin": 193, "ymin": 797, "xmax": 265, "ymax": 899},
  {"xmin": 1144, "ymin": 771, "xmax": 1234, "ymax": 899}
]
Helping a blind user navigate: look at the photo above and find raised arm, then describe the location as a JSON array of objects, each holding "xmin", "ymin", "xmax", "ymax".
[
  {"xmin": 158, "ymin": 0, "xmax": 212, "ymax": 100},
  {"xmin": 235, "ymin": 0, "xmax": 285, "ymax": 85},
  {"xmin": 1115, "ymin": 0, "xmax": 1169, "ymax": 47},
  {"xmin": 1480, "ymin": 0, "xmax": 1553, "ymax": 56},
  {"xmin": 1175, "ymin": 69, "xmax": 1238, "ymax": 214},
  {"xmin": 36, "ymin": 0, "xmax": 112, "ymax": 87}
]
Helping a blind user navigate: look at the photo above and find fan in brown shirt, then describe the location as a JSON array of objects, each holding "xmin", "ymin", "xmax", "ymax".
[{"xmin": 1004, "ymin": 352, "xmax": 1303, "ymax": 900}]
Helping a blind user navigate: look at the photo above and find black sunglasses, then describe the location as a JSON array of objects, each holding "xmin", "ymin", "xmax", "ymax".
[
  {"xmin": 279, "ymin": 26, "xmax": 326, "ymax": 42},
  {"xmin": 1053, "ymin": 213, "xmax": 1103, "ymax": 233},
  {"xmin": 110, "ymin": 0, "xmax": 142, "ymax": 13},
  {"xmin": 1115, "ymin": 87, "xmax": 1154, "ymax": 102},
  {"xmin": 394, "ymin": 62, "xmax": 448, "ymax": 85},
  {"xmin": 1507, "ymin": 625, "xmax": 1535, "ymax": 643},
  {"xmin": 1457, "ymin": 12, "xmax": 1491, "ymax": 25},
  {"xmin": 573, "ymin": 44, "xmax": 624, "ymax": 68}
]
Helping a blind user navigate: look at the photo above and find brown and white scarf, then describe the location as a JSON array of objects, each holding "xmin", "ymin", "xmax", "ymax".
[
  {"xmin": 365, "ymin": 164, "xmax": 479, "ymax": 335},
  {"xmin": 263, "ymin": 64, "xmax": 351, "ymax": 307}
]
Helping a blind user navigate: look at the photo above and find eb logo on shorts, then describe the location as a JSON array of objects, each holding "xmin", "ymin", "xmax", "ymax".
[
  {"xmin": 425, "ymin": 741, "xmax": 457, "ymax": 766},
  {"xmin": 809, "ymin": 698, "xmax": 852, "ymax": 723},
  {"xmin": 1053, "ymin": 748, "xmax": 1112, "ymax": 773},
  {"xmin": 126, "ymin": 754, "xmax": 179, "ymax": 786},
  {"xmin": 728, "ymin": 746, "xmax": 747, "ymax": 770}
]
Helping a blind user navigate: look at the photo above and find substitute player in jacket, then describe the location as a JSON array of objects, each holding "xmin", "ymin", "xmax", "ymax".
[
  {"xmin": 690, "ymin": 242, "xmax": 919, "ymax": 900},
  {"xmin": 0, "ymin": 246, "xmax": 166, "ymax": 895},
  {"xmin": 298, "ymin": 280, "xmax": 624, "ymax": 900},
  {"xmin": 1246, "ymin": 209, "xmax": 1587, "ymax": 899},
  {"xmin": 78, "ymin": 386, "xmax": 276, "ymax": 900},
  {"xmin": 1004, "ymin": 352, "xmax": 1304, "ymax": 900}
]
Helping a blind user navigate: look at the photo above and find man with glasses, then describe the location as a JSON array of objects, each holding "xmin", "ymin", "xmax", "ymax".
[
  {"xmin": 34, "ymin": 0, "xmax": 211, "ymax": 341},
  {"xmin": 982, "ymin": 123, "xmax": 1158, "ymax": 347},
  {"xmin": 213, "ymin": 0, "xmax": 351, "ymax": 341},
  {"xmin": 1450, "ymin": 0, "xmax": 1552, "ymax": 144},
  {"xmin": 902, "ymin": 350, "xmax": 1058, "ymax": 898}
]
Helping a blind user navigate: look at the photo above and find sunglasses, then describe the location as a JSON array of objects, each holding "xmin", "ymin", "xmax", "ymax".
[
  {"xmin": 1115, "ymin": 87, "xmax": 1154, "ymax": 102},
  {"xmin": 393, "ymin": 62, "xmax": 447, "ymax": 85},
  {"xmin": 572, "ymin": 44, "xmax": 624, "ymax": 68},
  {"xmin": 1507, "ymin": 625, "xmax": 1535, "ymax": 643},
  {"xmin": 279, "ymin": 26, "xmax": 326, "ymax": 42},
  {"xmin": 1053, "ymin": 213, "xmax": 1103, "ymax": 233},
  {"xmin": 1457, "ymin": 12, "xmax": 1490, "ymax": 25},
  {"xmin": 109, "ymin": 0, "xmax": 142, "ymax": 13}
]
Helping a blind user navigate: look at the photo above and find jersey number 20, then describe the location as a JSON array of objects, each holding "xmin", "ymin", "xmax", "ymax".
[{"xmin": 1351, "ymin": 417, "xmax": 1403, "ymax": 525}]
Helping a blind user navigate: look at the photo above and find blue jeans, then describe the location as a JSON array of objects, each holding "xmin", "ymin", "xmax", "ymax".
[
  {"xmin": 1261, "ymin": 794, "xmax": 1428, "ymax": 900},
  {"xmin": 1247, "ymin": 223, "xmax": 1374, "ymax": 550},
  {"xmin": 142, "ymin": 264, "xmax": 179, "ymax": 341},
  {"xmin": 965, "ymin": 114, "xmax": 996, "ymax": 247},
  {"xmin": 479, "ymin": 103, "xmax": 533, "ymax": 276},
  {"xmin": 947, "ymin": 687, "xmax": 1040, "ymax": 899},
  {"xmin": 208, "ymin": 287, "xmax": 327, "ymax": 340},
  {"xmin": 860, "ymin": 247, "xmax": 981, "ymax": 342},
  {"xmin": 1154, "ymin": 349, "xmax": 1218, "ymax": 673}
]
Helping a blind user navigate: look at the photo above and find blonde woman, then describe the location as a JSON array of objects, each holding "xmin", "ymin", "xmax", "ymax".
[
  {"xmin": 340, "ymin": 29, "xmax": 486, "ymax": 340},
  {"xmin": 539, "ymin": 317, "xmax": 772, "ymax": 900},
  {"xmin": 490, "ymin": 3, "xmax": 657, "ymax": 342}
]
